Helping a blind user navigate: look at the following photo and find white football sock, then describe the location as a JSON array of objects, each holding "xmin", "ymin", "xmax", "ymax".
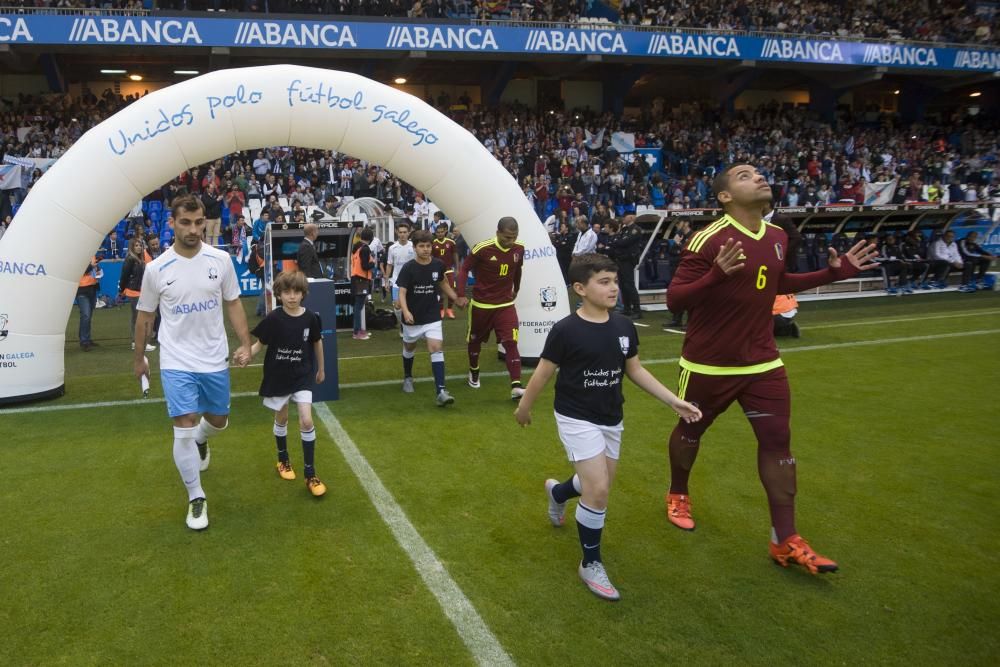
[
  {"xmin": 195, "ymin": 416, "xmax": 227, "ymax": 444},
  {"xmin": 173, "ymin": 426, "xmax": 205, "ymax": 501}
]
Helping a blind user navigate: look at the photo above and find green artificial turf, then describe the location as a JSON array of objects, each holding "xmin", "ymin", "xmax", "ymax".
[{"xmin": 2, "ymin": 291, "xmax": 998, "ymax": 665}]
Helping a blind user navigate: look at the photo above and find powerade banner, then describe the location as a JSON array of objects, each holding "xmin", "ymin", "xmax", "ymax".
[{"xmin": 0, "ymin": 15, "xmax": 997, "ymax": 72}]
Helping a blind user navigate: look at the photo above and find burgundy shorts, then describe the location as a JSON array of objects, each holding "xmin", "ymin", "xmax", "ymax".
[
  {"xmin": 467, "ymin": 304, "xmax": 519, "ymax": 345},
  {"xmin": 676, "ymin": 365, "xmax": 790, "ymax": 436}
]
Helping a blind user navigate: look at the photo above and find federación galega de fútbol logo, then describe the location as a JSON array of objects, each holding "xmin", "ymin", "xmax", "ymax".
[{"xmin": 539, "ymin": 286, "xmax": 557, "ymax": 311}]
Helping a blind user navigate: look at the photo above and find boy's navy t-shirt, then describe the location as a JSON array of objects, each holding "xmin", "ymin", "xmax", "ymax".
[
  {"xmin": 540, "ymin": 311, "xmax": 639, "ymax": 426},
  {"xmin": 251, "ymin": 308, "xmax": 322, "ymax": 397}
]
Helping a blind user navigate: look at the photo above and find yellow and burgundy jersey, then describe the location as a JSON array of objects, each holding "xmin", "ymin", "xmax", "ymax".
[
  {"xmin": 457, "ymin": 237, "xmax": 525, "ymax": 308},
  {"xmin": 667, "ymin": 214, "xmax": 856, "ymax": 374},
  {"xmin": 432, "ymin": 237, "xmax": 457, "ymax": 271}
]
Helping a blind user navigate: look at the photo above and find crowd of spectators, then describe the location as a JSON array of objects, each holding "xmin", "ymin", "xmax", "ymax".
[
  {"xmin": 4, "ymin": 0, "xmax": 997, "ymax": 47},
  {"xmin": 1, "ymin": 87, "xmax": 998, "ymax": 258}
]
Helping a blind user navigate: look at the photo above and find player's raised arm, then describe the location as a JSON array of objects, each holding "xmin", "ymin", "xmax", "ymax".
[
  {"xmin": 666, "ymin": 238, "xmax": 742, "ymax": 312},
  {"xmin": 777, "ymin": 240, "xmax": 879, "ymax": 293}
]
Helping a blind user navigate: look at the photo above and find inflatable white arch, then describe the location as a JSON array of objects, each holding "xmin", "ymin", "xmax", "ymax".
[{"xmin": 0, "ymin": 65, "xmax": 568, "ymax": 404}]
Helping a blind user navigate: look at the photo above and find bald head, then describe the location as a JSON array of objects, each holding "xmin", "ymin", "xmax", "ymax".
[{"xmin": 304, "ymin": 223, "xmax": 318, "ymax": 240}]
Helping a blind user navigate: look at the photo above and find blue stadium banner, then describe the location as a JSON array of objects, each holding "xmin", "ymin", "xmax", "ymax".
[
  {"xmin": 0, "ymin": 15, "xmax": 997, "ymax": 72},
  {"xmin": 98, "ymin": 255, "xmax": 261, "ymax": 297}
]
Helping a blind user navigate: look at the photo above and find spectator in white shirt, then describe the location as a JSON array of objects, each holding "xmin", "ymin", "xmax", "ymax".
[
  {"xmin": 413, "ymin": 192, "xmax": 430, "ymax": 229},
  {"xmin": 252, "ymin": 150, "xmax": 270, "ymax": 176},
  {"xmin": 929, "ymin": 230, "xmax": 966, "ymax": 286},
  {"xmin": 572, "ymin": 215, "xmax": 597, "ymax": 256}
]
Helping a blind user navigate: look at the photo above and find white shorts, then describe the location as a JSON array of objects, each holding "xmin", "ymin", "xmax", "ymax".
[
  {"xmin": 262, "ymin": 390, "xmax": 313, "ymax": 411},
  {"xmin": 555, "ymin": 411, "xmax": 623, "ymax": 462},
  {"xmin": 402, "ymin": 320, "xmax": 443, "ymax": 344}
]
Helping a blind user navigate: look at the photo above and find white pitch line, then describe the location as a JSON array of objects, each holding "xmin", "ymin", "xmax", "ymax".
[
  {"xmin": 313, "ymin": 403, "xmax": 514, "ymax": 667},
  {"xmin": 803, "ymin": 308, "xmax": 1000, "ymax": 331},
  {"xmin": 5, "ymin": 328, "xmax": 999, "ymax": 415}
]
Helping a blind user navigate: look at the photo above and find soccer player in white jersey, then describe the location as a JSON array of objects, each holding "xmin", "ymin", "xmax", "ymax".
[
  {"xmin": 386, "ymin": 221, "xmax": 416, "ymax": 329},
  {"xmin": 133, "ymin": 194, "xmax": 252, "ymax": 531}
]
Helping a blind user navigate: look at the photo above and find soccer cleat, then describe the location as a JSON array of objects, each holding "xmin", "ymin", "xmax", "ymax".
[
  {"xmin": 145, "ymin": 343, "xmax": 157, "ymax": 352},
  {"xmin": 306, "ymin": 476, "xmax": 327, "ymax": 497},
  {"xmin": 666, "ymin": 493, "xmax": 695, "ymax": 531},
  {"xmin": 402, "ymin": 377, "xmax": 415, "ymax": 393},
  {"xmin": 886, "ymin": 287, "xmax": 898, "ymax": 295},
  {"xmin": 186, "ymin": 497, "xmax": 208, "ymax": 531},
  {"xmin": 544, "ymin": 478, "xmax": 566, "ymax": 526},
  {"xmin": 276, "ymin": 460, "xmax": 296, "ymax": 480},
  {"xmin": 578, "ymin": 561, "xmax": 620, "ymax": 601},
  {"xmin": 769, "ymin": 534, "xmax": 839, "ymax": 574},
  {"xmin": 197, "ymin": 442, "xmax": 211, "ymax": 472},
  {"xmin": 446, "ymin": 308, "xmax": 456, "ymax": 319},
  {"xmin": 511, "ymin": 385, "xmax": 525, "ymax": 400},
  {"xmin": 467, "ymin": 368, "xmax": 481, "ymax": 389},
  {"xmin": 436, "ymin": 389, "xmax": 455, "ymax": 407}
]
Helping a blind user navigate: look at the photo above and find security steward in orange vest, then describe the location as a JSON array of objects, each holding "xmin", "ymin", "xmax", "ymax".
[
  {"xmin": 76, "ymin": 255, "xmax": 102, "ymax": 350},
  {"xmin": 350, "ymin": 227, "xmax": 376, "ymax": 340}
]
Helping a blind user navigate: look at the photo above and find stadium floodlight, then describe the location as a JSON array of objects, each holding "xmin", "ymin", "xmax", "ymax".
[
  {"xmin": 174, "ymin": 70, "xmax": 200, "ymax": 75},
  {"xmin": 969, "ymin": 91, "xmax": 981, "ymax": 97},
  {"xmin": 393, "ymin": 77, "xmax": 407, "ymax": 84},
  {"xmin": 129, "ymin": 74, "xmax": 143, "ymax": 81},
  {"xmin": 100, "ymin": 69, "xmax": 127, "ymax": 74},
  {"xmin": 893, "ymin": 90, "xmax": 900, "ymax": 94}
]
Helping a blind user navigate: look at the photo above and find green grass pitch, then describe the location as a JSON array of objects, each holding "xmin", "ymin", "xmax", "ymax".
[{"xmin": 2, "ymin": 291, "xmax": 998, "ymax": 665}]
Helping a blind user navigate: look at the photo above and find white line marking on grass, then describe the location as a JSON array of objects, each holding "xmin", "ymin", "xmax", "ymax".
[
  {"xmin": 6, "ymin": 328, "xmax": 999, "ymax": 415},
  {"xmin": 803, "ymin": 308, "xmax": 1000, "ymax": 331},
  {"xmin": 313, "ymin": 403, "xmax": 514, "ymax": 667}
]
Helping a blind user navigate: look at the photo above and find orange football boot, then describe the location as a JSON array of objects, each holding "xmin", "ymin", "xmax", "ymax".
[
  {"xmin": 666, "ymin": 493, "xmax": 695, "ymax": 531},
  {"xmin": 769, "ymin": 534, "xmax": 838, "ymax": 574}
]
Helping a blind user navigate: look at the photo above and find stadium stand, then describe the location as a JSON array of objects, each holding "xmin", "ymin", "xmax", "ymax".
[
  {"xmin": 0, "ymin": 1, "xmax": 995, "ymax": 304},
  {"xmin": 2, "ymin": 0, "xmax": 997, "ymax": 45}
]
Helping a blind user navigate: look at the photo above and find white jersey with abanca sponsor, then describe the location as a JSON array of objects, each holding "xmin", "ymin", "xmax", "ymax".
[
  {"xmin": 388, "ymin": 242, "xmax": 416, "ymax": 284},
  {"xmin": 137, "ymin": 245, "xmax": 240, "ymax": 373}
]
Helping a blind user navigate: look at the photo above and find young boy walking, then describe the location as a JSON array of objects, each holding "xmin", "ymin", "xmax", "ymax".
[
  {"xmin": 397, "ymin": 230, "xmax": 468, "ymax": 406},
  {"xmin": 249, "ymin": 271, "xmax": 328, "ymax": 497},
  {"xmin": 514, "ymin": 254, "xmax": 701, "ymax": 600}
]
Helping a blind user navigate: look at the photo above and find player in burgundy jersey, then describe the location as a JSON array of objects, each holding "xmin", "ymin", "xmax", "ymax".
[
  {"xmin": 456, "ymin": 217, "xmax": 525, "ymax": 400},
  {"xmin": 664, "ymin": 164, "xmax": 878, "ymax": 574},
  {"xmin": 432, "ymin": 222, "xmax": 459, "ymax": 319}
]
